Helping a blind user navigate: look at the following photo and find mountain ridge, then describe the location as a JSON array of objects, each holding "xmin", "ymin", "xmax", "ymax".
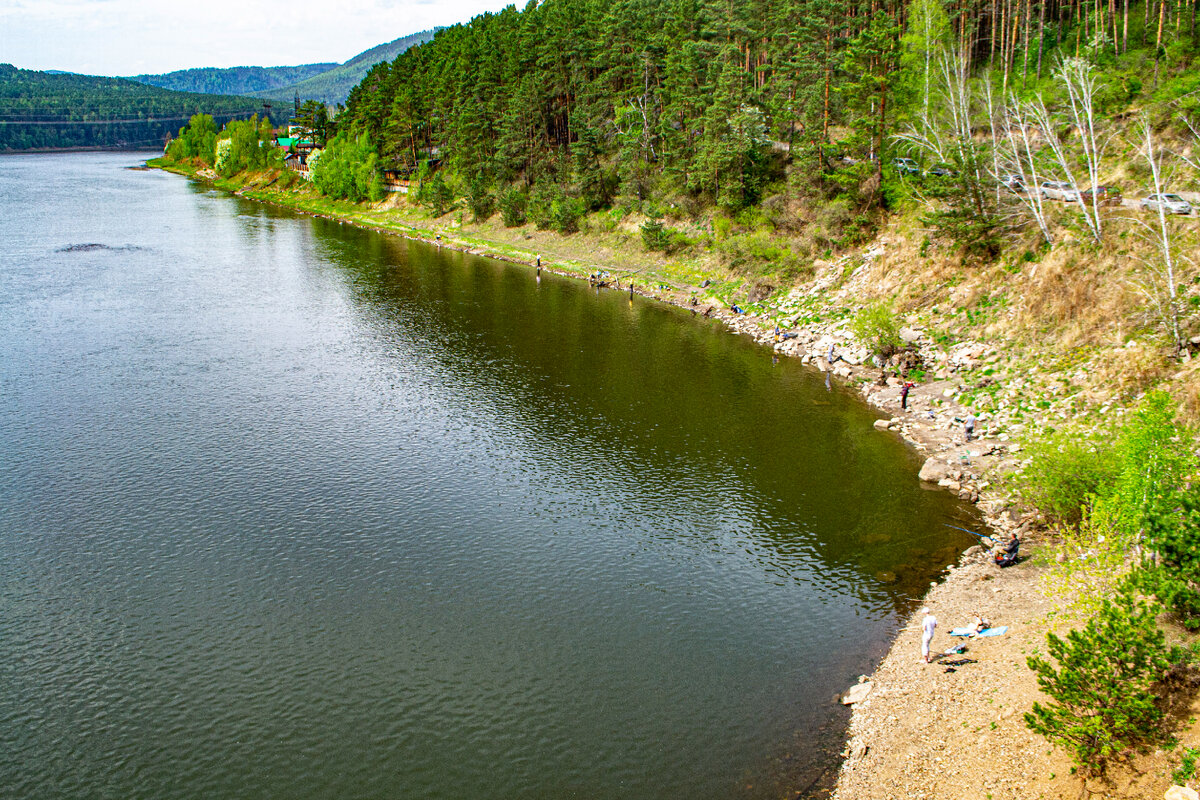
[
  {"xmin": 249, "ymin": 29, "xmax": 437, "ymax": 105},
  {"xmin": 128, "ymin": 64, "xmax": 338, "ymax": 97}
]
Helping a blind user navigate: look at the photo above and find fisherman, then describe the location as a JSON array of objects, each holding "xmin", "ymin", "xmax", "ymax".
[{"xmin": 995, "ymin": 532, "xmax": 1020, "ymax": 567}]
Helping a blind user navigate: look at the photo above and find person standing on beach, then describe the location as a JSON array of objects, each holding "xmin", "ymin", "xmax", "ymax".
[
  {"xmin": 901, "ymin": 381, "xmax": 913, "ymax": 410},
  {"xmin": 920, "ymin": 608, "xmax": 937, "ymax": 663},
  {"xmin": 964, "ymin": 412, "xmax": 977, "ymax": 441}
]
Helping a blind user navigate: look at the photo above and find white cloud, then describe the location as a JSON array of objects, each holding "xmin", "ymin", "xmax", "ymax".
[{"xmin": 0, "ymin": 0, "xmax": 513, "ymax": 74}]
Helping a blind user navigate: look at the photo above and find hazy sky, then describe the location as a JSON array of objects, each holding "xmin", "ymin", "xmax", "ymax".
[{"xmin": 0, "ymin": 0, "xmax": 517, "ymax": 76}]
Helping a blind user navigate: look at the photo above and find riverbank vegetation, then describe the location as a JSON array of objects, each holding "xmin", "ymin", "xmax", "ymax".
[{"xmin": 1024, "ymin": 391, "xmax": 1199, "ymax": 778}]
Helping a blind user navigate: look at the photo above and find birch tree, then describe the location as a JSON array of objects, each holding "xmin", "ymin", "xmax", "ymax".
[
  {"xmin": 899, "ymin": 0, "xmax": 953, "ymax": 136},
  {"xmin": 994, "ymin": 93, "xmax": 1054, "ymax": 244},
  {"xmin": 893, "ymin": 47, "xmax": 1003, "ymax": 259},
  {"xmin": 1127, "ymin": 116, "xmax": 1190, "ymax": 353},
  {"xmin": 1056, "ymin": 57, "xmax": 1108, "ymax": 242}
]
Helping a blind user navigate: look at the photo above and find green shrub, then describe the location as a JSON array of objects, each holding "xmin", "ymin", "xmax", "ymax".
[
  {"xmin": 1021, "ymin": 431, "xmax": 1118, "ymax": 528},
  {"xmin": 421, "ymin": 172, "xmax": 454, "ymax": 216},
  {"xmin": 499, "ymin": 188, "xmax": 527, "ymax": 227},
  {"xmin": 1105, "ymin": 391, "xmax": 1195, "ymax": 541},
  {"xmin": 467, "ymin": 175, "xmax": 494, "ymax": 222},
  {"xmin": 850, "ymin": 302, "xmax": 902, "ymax": 357},
  {"xmin": 212, "ymin": 115, "xmax": 276, "ymax": 178},
  {"xmin": 641, "ymin": 218, "xmax": 671, "ymax": 251},
  {"xmin": 312, "ymin": 133, "xmax": 379, "ymax": 202},
  {"xmin": 369, "ymin": 172, "xmax": 385, "ymax": 202},
  {"xmin": 166, "ymin": 113, "xmax": 218, "ymax": 165},
  {"xmin": 1025, "ymin": 592, "xmax": 1184, "ymax": 775},
  {"xmin": 1175, "ymin": 747, "xmax": 1200, "ymax": 784},
  {"xmin": 712, "ymin": 215, "xmax": 733, "ymax": 240},
  {"xmin": 1137, "ymin": 493, "xmax": 1200, "ymax": 629},
  {"xmin": 529, "ymin": 184, "xmax": 561, "ymax": 230},
  {"xmin": 551, "ymin": 197, "xmax": 585, "ymax": 234}
]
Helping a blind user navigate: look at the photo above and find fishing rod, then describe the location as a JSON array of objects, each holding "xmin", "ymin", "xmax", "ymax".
[{"xmin": 944, "ymin": 523, "xmax": 995, "ymax": 544}]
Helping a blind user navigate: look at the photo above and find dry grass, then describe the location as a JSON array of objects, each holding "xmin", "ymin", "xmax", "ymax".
[{"xmin": 1094, "ymin": 340, "xmax": 1172, "ymax": 400}]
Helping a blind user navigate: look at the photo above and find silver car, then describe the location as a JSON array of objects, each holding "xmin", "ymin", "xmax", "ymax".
[
  {"xmin": 1040, "ymin": 181, "xmax": 1079, "ymax": 202},
  {"xmin": 998, "ymin": 173, "xmax": 1027, "ymax": 192},
  {"xmin": 1141, "ymin": 193, "xmax": 1193, "ymax": 215}
]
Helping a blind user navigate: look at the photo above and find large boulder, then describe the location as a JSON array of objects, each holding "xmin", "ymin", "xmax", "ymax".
[{"xmin": 919, "ymin": 457, "xmax": 952, "ymax": 483}]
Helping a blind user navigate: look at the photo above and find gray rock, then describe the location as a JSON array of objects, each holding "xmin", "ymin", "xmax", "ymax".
[
  {"xmin": 841, "ymin": 681, "xmax": 873, "ymax": 705},
  {"xmin": 919, "ymin": 457, "xmax": 951, "ymax": 483}
]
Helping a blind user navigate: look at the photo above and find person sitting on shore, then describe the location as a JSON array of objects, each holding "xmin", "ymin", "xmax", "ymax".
[
  {"xmin": 994, "ymin": 532, "xmax": 1019, "ymax": 567},
  {"xmin": 967, "ymin": 612, "xmax": 990, "ymax": 634}
]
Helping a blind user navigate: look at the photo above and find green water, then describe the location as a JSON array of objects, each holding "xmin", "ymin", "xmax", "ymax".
[{"xmin": 0, "ymin": 152, "xmax": 978, "ymax": 799}]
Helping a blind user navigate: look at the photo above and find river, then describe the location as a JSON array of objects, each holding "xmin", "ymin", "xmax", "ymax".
[{"xmin": 0, "ymin": 152, "xmax": 977, "ymax": 799}]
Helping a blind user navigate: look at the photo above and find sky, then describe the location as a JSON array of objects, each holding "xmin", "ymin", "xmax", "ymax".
[{"xmin": 0, "ymin": 0, "xmax": 518, "ymax": 76}]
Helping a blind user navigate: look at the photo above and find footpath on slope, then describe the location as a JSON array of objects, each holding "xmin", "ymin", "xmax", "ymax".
[{"xmin": 159, "ymin": 164, "xmax": 1200, "ymax": 800}]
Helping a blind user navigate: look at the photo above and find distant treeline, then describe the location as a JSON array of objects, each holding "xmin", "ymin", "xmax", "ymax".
[
  {"xmin": 0, "ymin": 64, "xmax": 267, "ymax": 151},
  {"xmin": 128, "ymin": 64, "xmax": 338, "ymax": 97}
]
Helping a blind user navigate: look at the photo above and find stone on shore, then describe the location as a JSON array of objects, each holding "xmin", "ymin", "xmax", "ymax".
[
  {"xmin": 918, "ymin": 457, "xmax": 951, "ymax": 483},
  {"xmin": 1166, "ymin": 787, "xmax": 1200, "ymax": 800},
  {"xmin": 841, "ymin": 681, "xmax": 873, "ymax": 705}
]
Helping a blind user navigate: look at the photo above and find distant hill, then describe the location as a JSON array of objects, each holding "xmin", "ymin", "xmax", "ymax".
[
  {"xmin": 128, "ymin": 64, "xmax": 338, "ymax": 97},
  {"xmin": 252, "ymin": 30, "xmax": 437, "ymax": 105},
  {"xmin": 0, "ymin": 64, "xmax": 265, "ymax": 151}
]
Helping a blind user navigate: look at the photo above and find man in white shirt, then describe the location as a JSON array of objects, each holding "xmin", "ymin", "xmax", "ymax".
[{"xmin": 921, "ymin": 607, "xmax": 937, "ymax": 663}]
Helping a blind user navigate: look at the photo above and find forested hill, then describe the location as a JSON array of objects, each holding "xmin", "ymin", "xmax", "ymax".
[
  {"xmin": 128, "ymin": 64, "xmax": 338, "ymax": 97},
  {"xmin": 251, "ymin": 30, "xmax": 438, "ymax": 104},
  {"xmin": 337, "ymin": 0, "xmax": 1200, "ymax": 219},
  {"xmin": 0, "ymin": 65, "xmax": 266, "ymax": 151}
]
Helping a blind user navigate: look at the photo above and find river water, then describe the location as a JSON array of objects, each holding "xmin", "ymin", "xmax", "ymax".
[{"xmin": 0, "ymin": 152, "xmax": 977, "ymax": 799}]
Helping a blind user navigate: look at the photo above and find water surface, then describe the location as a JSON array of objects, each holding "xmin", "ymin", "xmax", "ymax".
[{"xmin": 0, "ymin": 152, "xmax": 977, "ymax": 799}]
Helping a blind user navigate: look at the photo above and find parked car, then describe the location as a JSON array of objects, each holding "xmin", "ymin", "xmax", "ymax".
[
  {"xmin": 928, "ymin": 164, "xmax": 954, "ymax": 177},
  {"xmin": 998, "ymin": 173, "xmax": 1027, "ymax": 192},
  {"xmin": 1079, "ymin": 185, "xmax": 1123, "ymax": 206},
  {"xmin": 1141, "ymin": 193, "xmax": 1193, "ymax": 215},
  {"xmin": 1041, "ymin": 181, "xmax": 1079, "ymax": 202},
  {"xmin": 892, "ymin": 158, "xmax": 920, "ymax": 175}
]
